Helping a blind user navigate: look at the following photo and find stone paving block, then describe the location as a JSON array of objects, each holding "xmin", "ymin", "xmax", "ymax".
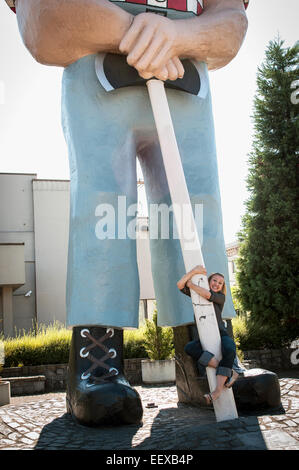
[
  {"xmin": 6, "ymin": 421, "xmax": 20, "ymax": 429},
  {"xmin": 272, "ymin": 414, "xmax": 287, "ymax": 421},
  {"xmin": 238, "ymin": 431, "xmax": 268, "ymax": 450},
  {"xmin": 16, "ymin": 426, "xmax": 30, "ymax": 433},
  {"xmin": 260, "ymin": 416, "xmax": 272, "ymax": 423},
  {"xmin": 1, "ymin": 439, "xmax": 18, "ymax": 446},
  {"xmin": 245, "ymin": 424, "xmax": 261, "ymax": 432},
  {"xmin": 262, "ymin": 430, "xmax": 298, "ymax": 450},
  {"xmin": 285, "ymin": 420, "xmax": 297, "ymax": 427},
  {"xmin": 228, "ymin": 437, "xmax": 245, "ymax": 447},
  {"xmin": 0, "ymin": 425, "xmax": 12, "ymax": 437},
  {"xmin": 7, "ymin": 432, "xmax": 19, "ymax": 440},
  {"xmin": 20, "ymin": 438, "xmax": 33, "ymax": 445},
  {"xmin": 25, "ymin": 432, "xmax": 40, "ymax": 440}
]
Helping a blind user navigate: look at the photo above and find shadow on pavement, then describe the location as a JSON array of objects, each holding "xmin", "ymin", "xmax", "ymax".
[
  {"xmin": 276, "ymin": 369, "xmax": 299, "ymax": 379},
  {"xmin": 33, "ymin": 402, "xmax": 276, "ymax": 450},
  {"xmin": 34, "ymin": 412, "xmax": 143, "ymax": 450},
  {"xmin": 135, "ymin": 408, "xmax": 269, "ymax": 450}
]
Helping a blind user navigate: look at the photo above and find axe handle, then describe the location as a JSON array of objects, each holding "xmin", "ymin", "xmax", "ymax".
[{"xmin": 146, "ymin": 79, "xmax": 238, "ymax": 422}]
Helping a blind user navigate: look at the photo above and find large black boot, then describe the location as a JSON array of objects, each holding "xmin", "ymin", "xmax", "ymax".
[{"xmin": 66, "ymin": 326, "xmax": 143, "ymax": 426}]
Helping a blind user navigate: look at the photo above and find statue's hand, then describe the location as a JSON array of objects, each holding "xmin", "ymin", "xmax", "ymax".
[
  {"xmin": 119, "ymin": 12, "xmax": 182, "ymax": 80},
  {"xmin": 138, "ymin": 56, "xmax": 184, "ymax": 81},
  {"xmin": 193, "ymin": 265, "xmax": 207, "ymax": 275}
]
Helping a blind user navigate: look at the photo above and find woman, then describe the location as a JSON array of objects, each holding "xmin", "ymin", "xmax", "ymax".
[{"xmin": 177, "ymin": 265, "xmax": 239, "ymax": 404}]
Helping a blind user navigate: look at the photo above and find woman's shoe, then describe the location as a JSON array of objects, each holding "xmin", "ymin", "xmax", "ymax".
[{"xmin": 225, "ymin": 370, "xmax": 239, "ymax": 388}]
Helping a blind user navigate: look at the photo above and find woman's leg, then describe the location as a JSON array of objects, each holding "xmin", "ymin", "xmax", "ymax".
[
  {"xmin": 184, "ymin": 340, "xmax": 215, "ymax": 376},
  {"xmin": 217, "ymin": 335, "xmax": 237, "ymax": 376},
  {"xmin": 204, "ymin": 335, "xmax": 237, "ymax": 402}
]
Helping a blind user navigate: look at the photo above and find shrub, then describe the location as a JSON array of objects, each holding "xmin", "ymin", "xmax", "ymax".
[
  {"xmin": 123, "ymin": 327, "xmax": 148, "ymax": 359},
  {"xmin": 2, "ymin": 322, "xmax": 149, "ymax": 366},
  {"xmin": 232, "ymin": 315, "xmax": 294, "ymax": 351},
  {"xmin": 3, "ymin": 322, "xmax": 72, "ymax": 367},
  {"xmin": 232, "ymin": 317, "xmax": 248, "ymax": 360},
  {"xmin": 143, "ymin": 310, "xmax": 174, "ymax": 360}
]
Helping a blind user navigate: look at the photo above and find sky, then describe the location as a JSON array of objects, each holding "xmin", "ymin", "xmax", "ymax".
[{"xmin": 0, "ymin": 0, "xmax": 298, "ymax": 244}]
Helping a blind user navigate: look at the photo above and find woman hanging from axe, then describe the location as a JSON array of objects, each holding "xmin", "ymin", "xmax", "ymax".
[{"xmin": 177, "ymin": 265, "xmax": 239, "ymax": 404}]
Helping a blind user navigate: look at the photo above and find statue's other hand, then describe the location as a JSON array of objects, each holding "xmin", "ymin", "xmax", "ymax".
[
  {"xmin": 193, "ymin": 265, "xmax": 207, "ymax": 275},
  {"xmin": 138, "ymin": 57, "xmax": 184, "ymax": 81},
  {"xmin": 119, "ymin": 12, "xmax": 180, "ymax": 78}
]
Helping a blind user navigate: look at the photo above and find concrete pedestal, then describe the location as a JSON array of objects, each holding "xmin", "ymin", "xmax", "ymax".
[
  {"xmin": 141, "ymin": 359, "xmax": 176, "ymax": 384},
  {"xmin": 0, "ymin": 381, "xmax": 11, "ymax": 406}
]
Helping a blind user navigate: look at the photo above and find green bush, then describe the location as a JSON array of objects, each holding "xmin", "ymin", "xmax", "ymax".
[
  {"xmin": 232, "ymin": 317, "xmax": 247, "ymax": 360},
  {"xmin": 3, "ymin": 322, "xmax": 72, "ymax": 367},
  {"xmin": 123, "ymin": 327, "xmax": 148, "ymax": 359},
  {"xmin": 143, "ymin": 311, "xmax": 174, "ymax": 360},
  {"xmin": 232, "ymin": 315, "xmax": 294, "ymax": 351},
  {"xmin": 2, "ymin": 322, "xmax": 149, "ymax": 367}
]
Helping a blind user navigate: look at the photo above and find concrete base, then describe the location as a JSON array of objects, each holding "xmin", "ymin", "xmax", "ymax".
[
  {"xmin": 0, "ymin": 381, "xmax": 11, "ymax": 406},
  {"xmin": 6, "ymin": 376, "xmax": 46, "ymax": 396},
  {"xmin": 141, "ymin": 359, "xmax": 176, "ymax": 384}
]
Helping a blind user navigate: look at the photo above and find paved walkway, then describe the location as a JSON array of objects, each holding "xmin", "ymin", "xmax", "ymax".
[{"xmin": 0, "ymin": 377, "xmax": 298, "ymax": 451}]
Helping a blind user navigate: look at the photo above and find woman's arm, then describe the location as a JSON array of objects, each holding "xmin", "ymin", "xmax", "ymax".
[
  {"xmin": 15, "ymin": 0, "xmax": 133, "ymax": 66},
  {"xmin": 186, "ymin": 281, "xmax": 212, "ymax": 300},
  {"xmin": 176, "ymin": 265, "xmax": 207, "ymax": 290},
  {"xmin": 187, "ymin": 283, "xmax": 225, "ymax": 304}
]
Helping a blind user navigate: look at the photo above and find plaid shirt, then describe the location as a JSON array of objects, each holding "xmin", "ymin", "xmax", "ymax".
[{"xmin": 5, "ymin": 0, "xmax": 249, "ymax": 16}]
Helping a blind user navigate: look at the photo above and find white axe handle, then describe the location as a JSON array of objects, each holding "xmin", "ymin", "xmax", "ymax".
[{"xmin": 146, "ymin": 79, "xmax": 238, "ymax": 422}]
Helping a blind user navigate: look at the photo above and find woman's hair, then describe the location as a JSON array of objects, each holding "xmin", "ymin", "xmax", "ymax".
[{"xmin": 208, "ymin": 272, "xmax": 226, "ymax": 296}]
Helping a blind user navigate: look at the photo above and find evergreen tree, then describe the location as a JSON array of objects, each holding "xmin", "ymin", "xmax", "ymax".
[
  {"xmin": 143, "ymin": 311, "xmax": 174, "ymax": 360},
  {"xmin": 236, "ymin": 38, "xmax": 299, "ymax": 349}
]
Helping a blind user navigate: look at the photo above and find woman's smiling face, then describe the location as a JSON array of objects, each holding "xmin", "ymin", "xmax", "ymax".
[{"xmin": 209, "ymin": 274, "xmax": 224, "ymax": 293}]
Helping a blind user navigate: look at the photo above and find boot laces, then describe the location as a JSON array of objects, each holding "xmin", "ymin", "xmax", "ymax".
[{"xmin": 80, "ymin": 328, "xmax": 119, "ymax": 383}]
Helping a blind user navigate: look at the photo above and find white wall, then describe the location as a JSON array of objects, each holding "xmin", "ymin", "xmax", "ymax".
[
  {"xmin": 0, "ymin": 173, "xmax": 35, "ymax": 232},
  {"xmin": 33, "ymin": 180, "xmax": 70, "ymax": 326},
  {"xmin": 0, "ymin": 173, "xmax": 36, "ymax": 335},
  {"xmin": 0, "ymin": 244, "xmax": 25, "ymax": 286}
]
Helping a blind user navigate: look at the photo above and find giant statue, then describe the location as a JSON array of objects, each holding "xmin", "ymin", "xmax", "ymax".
[{"xmin": 6, "ymin": 0, "xmax": 249, "ymax": 426}]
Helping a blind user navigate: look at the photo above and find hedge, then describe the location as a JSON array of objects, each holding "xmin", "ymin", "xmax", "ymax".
[
  {"xmin": 2, "ymin": 317, "xmax": 283, "ymax": 368},
  {"xmin": 1, "ymin": 323, "xmax": 149, "ymax": 367}
]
